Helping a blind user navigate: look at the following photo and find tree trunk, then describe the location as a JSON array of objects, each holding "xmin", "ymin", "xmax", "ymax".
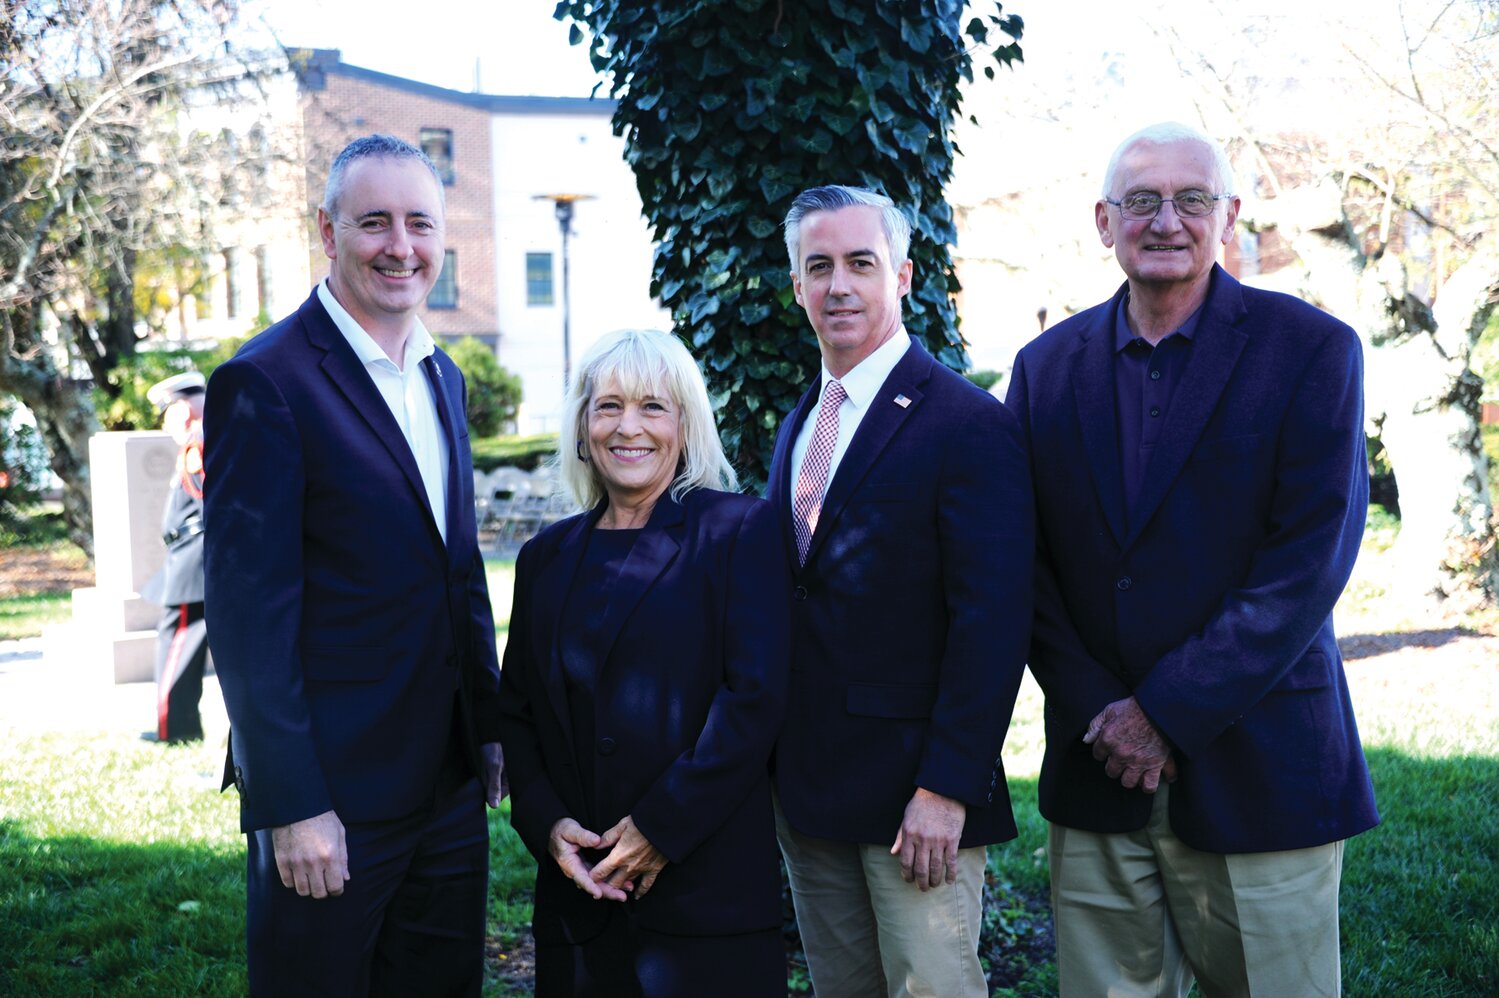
[
  {"xmin": 1, "ymin": 308, "xmax": 102, "ymax": 558},
  {"xmin": 1247, "ymin": 188, "xmax": 1497, "ymax": 607}
]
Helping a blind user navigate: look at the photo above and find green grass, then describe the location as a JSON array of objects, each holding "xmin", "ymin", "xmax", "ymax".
[
  {"xmin": 2, "ymin": 552, "xmax": 1497, "ymax": 995},
  {"xmin": 0, "ymin": 590, "xmax": 72, "ymax": 640},
  {"xmin": 0, "ymin": 730, "xmax": 537, "ymax": 996}
]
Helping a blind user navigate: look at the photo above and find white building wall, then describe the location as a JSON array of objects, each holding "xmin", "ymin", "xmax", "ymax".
[{"xmin": 490, "ymin": 111, "xmax": 668, "ymax": 434}]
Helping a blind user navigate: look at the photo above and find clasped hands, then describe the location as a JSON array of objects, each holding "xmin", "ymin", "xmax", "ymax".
[
  {"xmin": 549, "ymin": 814, "xmax": 667, "ymax": 902},
  {"xmin": 1083, "ymin": 695, "xmax": 1178, "ymax": 793}
]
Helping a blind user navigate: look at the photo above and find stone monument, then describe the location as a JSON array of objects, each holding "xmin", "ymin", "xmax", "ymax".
[{"xmin": 63, "ymin": 431, "xmax": 176, "ymax": 683}]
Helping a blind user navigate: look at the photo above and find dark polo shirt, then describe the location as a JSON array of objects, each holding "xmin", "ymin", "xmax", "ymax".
[{"xmin": 1114, "ymin": 294, "xmax": 1205, "ymax": 528}]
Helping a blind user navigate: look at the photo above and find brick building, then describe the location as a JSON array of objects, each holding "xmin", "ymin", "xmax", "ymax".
[{"xmin": 186, "ymin": 49, "xmax": 667, "ymax": 434}]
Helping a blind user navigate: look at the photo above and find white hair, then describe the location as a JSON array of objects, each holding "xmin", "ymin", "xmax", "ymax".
[
  {"xmin": 1102, "ymin": 122, "xmax": 1236, "ymax": 198},
  {"xmin": 558, "ymin": 328, "xmax": 737, "ymax": 510}
]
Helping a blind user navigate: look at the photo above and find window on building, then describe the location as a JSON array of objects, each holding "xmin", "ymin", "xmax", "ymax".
[
  {"xmin": 420, "ymin": 128, "xmax": 454, "ymax": 184},
  {"xmin": 526, "ymin": 252, "xmax": 554, "ymax": 306},
  {"xmin": 429, "ymin": 250, "xmax": 457, "ymax": 308}
]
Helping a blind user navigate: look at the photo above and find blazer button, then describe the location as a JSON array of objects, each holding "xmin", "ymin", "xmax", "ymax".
[
  {"xmin": 596, "ymin": 737, "xmax": 616, "ymax": 756},
  {"xmin": 1116, "ymin": 576, "xmax": 1133, "ymax": 591},
  {"xmin": 793, "ymin": 585, "xmax": 808, "ymax": 601}
]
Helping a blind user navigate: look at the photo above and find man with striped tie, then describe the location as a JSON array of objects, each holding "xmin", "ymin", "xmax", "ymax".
[{"xmin": 767, "ymin": 185, "xmax": 1035, "ymax": 998}]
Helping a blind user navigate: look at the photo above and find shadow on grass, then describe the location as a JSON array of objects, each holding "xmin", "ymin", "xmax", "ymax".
[
  {"xmin": 0, "ymin": 820, "xmax": 247, "ymax": 997},
  {"xmin": 0, "ymin": 810, "xmax": 540, "ymax": 998},
  {"xmin": 1339, "ymin": 628, "xmax": 1488, "ymax": 660}
]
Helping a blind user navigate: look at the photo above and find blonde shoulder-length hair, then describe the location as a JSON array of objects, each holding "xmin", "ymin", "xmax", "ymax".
[{"xmin": 557, "ymin": 328, "xmax": 738, "ymax": 511}]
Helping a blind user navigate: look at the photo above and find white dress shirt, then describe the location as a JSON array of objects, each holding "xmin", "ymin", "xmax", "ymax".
[
  {"xmin": 317, "ymin": 280, "xmax": 451, "ymax": 544},
  {"xmin": 789, "ymin": 329, "xmax": 912, "ymax": 500}
]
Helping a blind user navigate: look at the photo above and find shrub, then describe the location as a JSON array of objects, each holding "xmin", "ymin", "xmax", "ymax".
[
  {"xmin": 446, "ymin": 338, "xmax": 523, "ymax": 437},
  {"xmin": 966, "ymin": 369, "xmax": 1004, "ymax": 392},
  {"xmin": 93, "ymin": 339, "xmax": 244, "ymax": 432}
]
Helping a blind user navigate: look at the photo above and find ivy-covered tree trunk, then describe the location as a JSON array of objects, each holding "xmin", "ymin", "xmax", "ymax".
[{"xmin": 556, "ymin": 0, "xmax": 1022, "ymax": 489}]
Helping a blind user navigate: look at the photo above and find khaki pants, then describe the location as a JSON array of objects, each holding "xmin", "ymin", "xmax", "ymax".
[
  {"xmin": 1049, "ymin": 786, "xmax": 1344, "ymax": 998},
  {"xmin": 775, "ymin": 800, "xmax": 988, "ymax": 998}
]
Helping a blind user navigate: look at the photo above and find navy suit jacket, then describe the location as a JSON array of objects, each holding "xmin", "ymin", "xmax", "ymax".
[
  {"xmin": 768, "ymin": 338, "xmax": 1034, "ymax": 848},
  {"xmin": 1005, "ymin": 265, "xmax": 1379, "ymax": 853},
  {"xmin": 495, "ymin": 489, "xmax": 789, "ymax": 943},
  {"xmin": 203, "ymin": 290, "xmax": 502, "ymax": 832}
]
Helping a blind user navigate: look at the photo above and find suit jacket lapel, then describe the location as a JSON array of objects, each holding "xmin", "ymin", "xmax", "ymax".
[
  {"xmin": 532, "ymin": 509, "xmax": 601, "ymax": 748},
  {"xmin": 1071, "ymin": 293, "xmax": 1129, "ymax": 547},
  {"xmin": 302, "ymin": 297, "xmax": 444, "ymax": 549},
  {"xmin": 772, "ymin": 384, "xmax": 820, "ymax": 572},
  {"xmin": 802, "ymin": 342, "xmax": 928, "ymax": 568},
  {"xmin": 1124, "ymin": 267, "xmax": 1250, "ymax": 547},
  {"xmin": 423, "ymin": 353, "xmax": 465, "ymax": 567}
]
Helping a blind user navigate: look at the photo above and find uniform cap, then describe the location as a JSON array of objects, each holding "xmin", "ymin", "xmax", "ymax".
[{"xmin": 146, "ymin": 371, "xmax": 207, "ymax": 413}]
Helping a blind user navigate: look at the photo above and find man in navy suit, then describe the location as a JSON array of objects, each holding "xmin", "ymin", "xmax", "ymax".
[
  {"xmin": 768, "ymin": 185, "xmax": 1034, "ymax": 997},
  {"xmin": 204, "ymin": 135, "xmax": 505, "ymax": 996},
  {"xmin": 1005, "ymin": 123, "xmax": 1379, "ymax": 996}
]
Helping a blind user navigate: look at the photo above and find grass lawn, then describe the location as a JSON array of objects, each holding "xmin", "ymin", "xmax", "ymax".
[
  {"xmin": 2, "ymin": 550, "xmax": 1497, "ymax": 994},
  {"xmin": 0, "ymin": 590, "xmax": 73, "ymax": 640}
]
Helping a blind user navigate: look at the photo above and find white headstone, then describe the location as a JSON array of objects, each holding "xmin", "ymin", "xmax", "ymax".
[{"xmin": 61, "ymin": 432, "xmax": 176, "ymax": 683}]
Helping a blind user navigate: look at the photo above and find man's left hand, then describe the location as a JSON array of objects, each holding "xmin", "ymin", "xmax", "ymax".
[
  {"xmin": 1084, "ymin": 696, "xmax": 1176, "ymax": 793},
  {"xmin": 481, "ymin": 741, "xmax": 507, "ymax": 807},
  {"xmin": 891, "ymin": 788, "xmax": 966, "ymax": 891}
]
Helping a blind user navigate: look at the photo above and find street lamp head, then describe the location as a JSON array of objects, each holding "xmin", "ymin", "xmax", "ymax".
[{"xmin": 534, "ymin": 192, "xmax": 596, "ymax": 232}]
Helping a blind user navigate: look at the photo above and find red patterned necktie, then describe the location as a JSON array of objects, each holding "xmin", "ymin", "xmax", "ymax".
[{"xmin": 793, "ymin": 380, "xmax": 847, "ymax": 565}]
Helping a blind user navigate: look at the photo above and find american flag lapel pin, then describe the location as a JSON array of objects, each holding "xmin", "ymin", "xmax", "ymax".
[{"xmin": 893, "ymin": 393, "xmax": 911, "ymax": 408}]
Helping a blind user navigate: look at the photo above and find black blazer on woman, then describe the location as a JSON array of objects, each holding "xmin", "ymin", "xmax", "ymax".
[{"xmin": 496, "ymin": 488, "xmax": 790, "ymax": 944}]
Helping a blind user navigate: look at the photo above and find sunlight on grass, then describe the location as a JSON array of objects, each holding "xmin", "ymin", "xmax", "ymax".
[{"xmin": 0, "ymin": 592, "xmax": 72, "ymax": 640}]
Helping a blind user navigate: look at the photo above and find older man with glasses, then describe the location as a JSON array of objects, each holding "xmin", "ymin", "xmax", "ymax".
[{"xmin": 1004, "ymin": 122, "xmax": 1379, "ymax": 996}]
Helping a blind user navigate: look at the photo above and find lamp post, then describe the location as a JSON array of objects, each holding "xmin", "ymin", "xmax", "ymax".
[{"xmin": 533, "ymin": 193, "xmax": 596, "ymax": 391}]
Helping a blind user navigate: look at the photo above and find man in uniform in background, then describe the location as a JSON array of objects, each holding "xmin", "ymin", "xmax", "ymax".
[{"xmin": 141, "ymin": 371, "xmax": 210, "ymax": 744}]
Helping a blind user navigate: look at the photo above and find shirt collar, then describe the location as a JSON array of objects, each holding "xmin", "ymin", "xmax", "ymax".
[
  {"xmin": 317, "ymin": 278, "xmax": 436, "ymax": 372},
  {"xmin": 1113, "ymin": 293, "xmax": 1205, "ymax": 353},
  {"xmin": 822, "ymin": 328, "xmax": 911, "ymax": 410}
]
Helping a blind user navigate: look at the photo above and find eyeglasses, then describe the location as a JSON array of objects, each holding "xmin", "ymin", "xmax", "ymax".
[{"xmin": 1104, "ymin": 190, "xmax": 1233, "ymax": 220}]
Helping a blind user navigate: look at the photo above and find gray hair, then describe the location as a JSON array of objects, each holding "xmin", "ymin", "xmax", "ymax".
[
  {"xmin": 322, "ymin": 134, "xmax": 445, "ymax": 218},
  {"xmin": 783, "ymin": 185, "xmax": 912, "ymax": 272},
  {"xmin": 558, "ymin": 328, "xmax": 738, "ymax": 511},
  {"xmin": 1101, "ymin": 122, "xmax": 1236, "ymax": 199}
]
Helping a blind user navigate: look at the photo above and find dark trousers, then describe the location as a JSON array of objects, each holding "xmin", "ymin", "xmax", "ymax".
[
  {"xmin": 535, "ymin": 907, "xmax": 786, "ymax": 998},
  {"xmin": 246, "ymin": 774, "xmax": 489, "ymax": 998},
  {"xmin": 155, "ymin": 602, "xmax": 209, "ymax": 741}
]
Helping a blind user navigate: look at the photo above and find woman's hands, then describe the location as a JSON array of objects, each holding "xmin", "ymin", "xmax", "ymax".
[
  {"xmin": 548, "ymin": 817, "xmax": 629, "ymax": 901},
  {"xmin": 591, "ymin": 815, "xmax": 668, "ymax": 899},
  {"xmin": 547, "ymin": 815, "xmax": 667, "ymax": 902}
]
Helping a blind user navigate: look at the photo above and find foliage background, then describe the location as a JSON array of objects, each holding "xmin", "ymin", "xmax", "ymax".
[
  {"xmin": 447, "ymin": 337, "xmax": 525, "ymax": 436},
  {"xmin": 555, "ymin": 0, "xmax": 1023, "ymax": 489}
]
